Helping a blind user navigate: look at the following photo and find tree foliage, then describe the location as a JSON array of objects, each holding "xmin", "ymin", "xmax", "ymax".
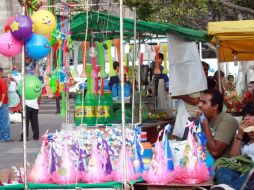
[{"xmin": 122, "ymin": 0, "xmax": 254, "ymax": 30}]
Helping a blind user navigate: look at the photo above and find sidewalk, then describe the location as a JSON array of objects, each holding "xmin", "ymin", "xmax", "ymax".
[{"xmin": 0, "ymin": 114, "xmax": 65, "ymax": 183}]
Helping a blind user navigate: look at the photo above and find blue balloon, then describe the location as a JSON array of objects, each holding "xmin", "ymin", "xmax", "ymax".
[{"xmin": 25, "ymin": 34, "xmax": 50, "ymax": 61}]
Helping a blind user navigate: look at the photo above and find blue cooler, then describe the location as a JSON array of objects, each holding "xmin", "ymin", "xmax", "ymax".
[
  {"xmin": 112, "ymin": 84, "xmax": 118, "ymax": 99},
  {"xmin": 117, "ymin": 84, "xmax": 121, "ymax": 99},
  {"xmin": 124, "ymin": 83, "xmax": 131, "ymax": 97}
]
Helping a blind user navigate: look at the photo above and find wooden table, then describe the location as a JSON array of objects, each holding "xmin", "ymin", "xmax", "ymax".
[
  {"xmin": 142, "ymin": 119, "xmax": 175, "ymax": 144},
  {"xmin": 134, "ymin": 178, "xmax": 213, "ymax": 190}
]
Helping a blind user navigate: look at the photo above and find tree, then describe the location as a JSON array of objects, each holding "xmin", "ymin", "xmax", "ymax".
[{"xmin": 123, "ymin": 0, "xmax": 254, "ymax": 30}]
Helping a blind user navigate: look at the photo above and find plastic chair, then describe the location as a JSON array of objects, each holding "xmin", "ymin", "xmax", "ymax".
[{"xmin": 240, "ymin": 168, "xmax": 254, "ymax": 190}]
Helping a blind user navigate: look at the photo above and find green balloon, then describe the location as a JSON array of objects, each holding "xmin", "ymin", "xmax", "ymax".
[{"xmin": 18, "ymin": 75, "xmax": 42, "ymax": 100}]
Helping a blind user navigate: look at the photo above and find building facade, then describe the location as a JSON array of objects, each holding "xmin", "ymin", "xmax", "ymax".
[{"xmin": 0, "ymin": 0, "xmax": 21, "ymax": 74}]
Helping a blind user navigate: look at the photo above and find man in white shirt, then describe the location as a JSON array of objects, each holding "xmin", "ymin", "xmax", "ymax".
[{"xmin": 20, "ymin": 98, "xmax": 39, "ymax": 141}]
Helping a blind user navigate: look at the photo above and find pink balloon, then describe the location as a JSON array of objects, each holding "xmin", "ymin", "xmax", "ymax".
[{"xmin": 0, "ymin": 32, "xmax": 22, "ymax": 57}]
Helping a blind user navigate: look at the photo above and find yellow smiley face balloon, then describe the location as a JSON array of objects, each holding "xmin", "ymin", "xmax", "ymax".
[{"xmin": 31, "ymin": 10, "xmax": 56, "ymax": 35}]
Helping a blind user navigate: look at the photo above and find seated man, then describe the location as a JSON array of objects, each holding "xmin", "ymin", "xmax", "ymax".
[{"xmin": 199, "ymin": 89, "xmax": 238, "ymax": 158}]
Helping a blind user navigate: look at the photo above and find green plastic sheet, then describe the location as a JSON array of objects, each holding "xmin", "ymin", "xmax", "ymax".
[
  {"xmin": 0, "ymin": 179, "xmax": 143, "ymax": 189},
  {"xmin": 70, "ymin": 12, "xmax": 209, "ymax": 42}
]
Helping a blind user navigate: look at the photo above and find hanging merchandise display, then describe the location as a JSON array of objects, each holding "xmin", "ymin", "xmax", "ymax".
[
  {"xmin": 81, "ymin": 41, "xmax": 89, "ymax": 78},
  {"xmin": 84, "ymin": 92, "xmax": 96, "ymax": 126},
  {"xmin": 97, "ymin": 42, "xmax": 107, "ymax": 79},
  {"xmin": 96, "ymin": 92, "xmax": 112, "ymax": 125},
  {"xmin": 105, "ymin": 40, "xmax": 116, "ymax": 77},
  {"xmin": 60, "ymin": 91, "xmax": 66, "ymax": 117},
  {"xmin": 84, "ymin": 64, "xmax": 96, "ymax": 126},
  {"xmin": 72, "ymin": 41, "xmax": 81, "ymax": 77},
  {"xmin": 89, "ymin": 41, "xmax": 98, "ymax": 93},
  {"xmin": 112, "ymin": 38, "xmax": 121, "ymax": 65},
  {"xmin": 154, "ymin": 45, "xmax": 161, "ymax": 75},
  {"xmin": 124, "ymin": 44, "xmax": 129, "ymax": 78},
  {"xmin": 74, "ymin": 93, "xmax": 84, "ymax": 126},
  {"xmin": 161, "ymin": 44, "xmax": 169, "ymax": 74}
]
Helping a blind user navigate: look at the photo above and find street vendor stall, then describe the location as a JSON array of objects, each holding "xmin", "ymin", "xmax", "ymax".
[
  {"xmin": 69, "ymin": 10, "xmax": 210, "ymax": 140},
  {"xmin": 208, "ymin": 20, "xmax": 254, "ymax": 112},
  {"xmin": 0, "ymin": 1, "xmax": 214, "ymax": 189},
  {"xmin": 208, "ymin": 20, "xmax": 254, "ymax": 62}
]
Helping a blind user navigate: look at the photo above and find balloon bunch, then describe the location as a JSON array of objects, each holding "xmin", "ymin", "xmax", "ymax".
[{"xmin": 0, "ymin": 10, "xmax": 56, "ymax": 60}]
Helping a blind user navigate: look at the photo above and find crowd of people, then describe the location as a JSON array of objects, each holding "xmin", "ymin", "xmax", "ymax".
[{"xmin": 0, "ymin": 67, "xmax": 40, "ymax": 142}]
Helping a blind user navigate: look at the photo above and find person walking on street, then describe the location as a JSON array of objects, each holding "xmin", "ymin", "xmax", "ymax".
[
  {"xmin": 20, "ymin": 98, "xmax": 39, "ymax": 141},
  {"xmin": 0, "ymin": 67, "xmax": 10, "ymax": 142}
]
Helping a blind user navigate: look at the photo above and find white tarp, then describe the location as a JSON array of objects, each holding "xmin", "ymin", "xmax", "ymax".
[{"xmin": 167, "ymin": 34, "xmax": 207, "ymax": 96}]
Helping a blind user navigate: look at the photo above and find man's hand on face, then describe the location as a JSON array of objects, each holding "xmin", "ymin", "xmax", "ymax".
[
  {"xmin": 196, "ymin": 112, "xmax": 208, "ymax": 128},
  {"xmin": 201, "ymin": 117, "xmax": 209, "ymax": 128}
]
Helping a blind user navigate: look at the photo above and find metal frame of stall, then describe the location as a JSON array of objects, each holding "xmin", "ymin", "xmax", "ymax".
[{"xmin": 19, "ymin": 1, "xmax": 131, "ymax": 189}]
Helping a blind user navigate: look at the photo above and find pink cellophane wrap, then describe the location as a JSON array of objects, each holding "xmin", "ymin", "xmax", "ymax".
[
  {"xmin": 80, "ymin": 144, "xmax": 113, "ymax": 183},
  {"xmin": 51, "ymin": 144, "xmax": 79, "ymax": 184},
  {"xmin": 174, "ymin": 162, "xmax": 209, "ymax": 184},
  {"xmin": 173, "ymin": 122, "xmax": 209, "ymax": 184},
  {"xmin": 142, "ymin": 140, "xmax": 174, "ymax": 184},
  {"xmin": 28, "ymin": 140, "xmax": 51, "ymax": 183},
  {"xmin": 113, "ymin": 147, "xmax": 140, "ymax": 182}
]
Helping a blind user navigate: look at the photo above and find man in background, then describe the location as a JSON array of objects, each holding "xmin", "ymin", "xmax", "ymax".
[
  {"xmin": 108, "ymin": 61, "xmax": 120, "ymax": 89},
  {"xmin": 149, "ymin": 53, "xmax": 169, "ymax": 98},
  {"xmin": 0, "ymin": 67, "xmax": 10, "ymax": 142}
]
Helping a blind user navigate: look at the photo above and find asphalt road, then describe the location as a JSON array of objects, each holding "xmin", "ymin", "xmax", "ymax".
[{"xmin": 0, "ymin": 98, "xmax": 75, "ymax": 172}]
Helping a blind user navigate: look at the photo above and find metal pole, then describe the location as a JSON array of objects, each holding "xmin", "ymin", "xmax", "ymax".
[
  {"xmin": 119, "ymin": 0, "xmax": 127, "ymax": 188},
  {"xmin": 199, "ymin": 42, "xmax": 202, "ymax": 60},
  {"xmin": 41, "ymin": 2, "xmax": 119, "ymax": 8},
  {"xmin": 65, "ymin": 7, "xmax": 70, "ymax": 128},
  {"xmin": 65, "ymin": 66, "xmax": 69, "ymax": 127},
  {"xmin": 215, "ymin": 36, "xmax": 222, "ymax": 92},
  {"xmin": 21, "ymin": 6, "xmax": 28, "ymax": 190},
  {"xmin": 131, "ymin": 8, "xmax": 137, "ymax": 126},
  {"xmin": 138, "ymin": 43, "xmax": 142, "ymax": 124}
]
